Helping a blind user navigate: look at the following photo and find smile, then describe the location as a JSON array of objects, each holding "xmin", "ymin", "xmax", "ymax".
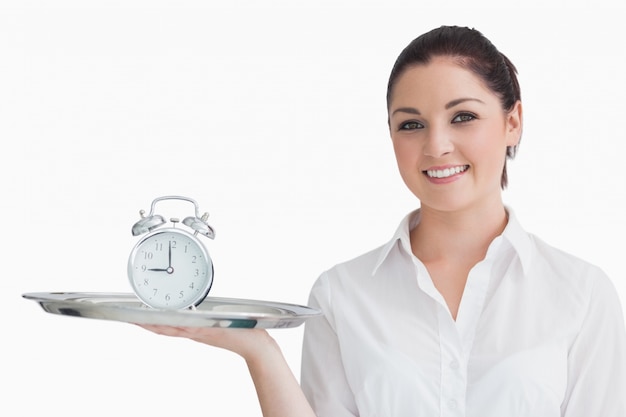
[{"xmin": 425, "ymin": 165, "xmax": 469, "ymax": 179}]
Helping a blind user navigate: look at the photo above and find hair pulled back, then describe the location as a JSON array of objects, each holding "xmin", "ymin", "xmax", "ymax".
[{"xmin": 386, "ymin": 26, "xmax": 521, "ymax": 188}]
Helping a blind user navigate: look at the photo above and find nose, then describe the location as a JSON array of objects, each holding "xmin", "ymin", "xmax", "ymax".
[{"xmin": 423, "ymin": 126, "xmax": 454, "ymax": 158}]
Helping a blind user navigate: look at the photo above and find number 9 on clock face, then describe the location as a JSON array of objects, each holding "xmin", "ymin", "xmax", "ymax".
[{"xmin": 128, "ymin": 228, "xmax": 214, "ymax": 310}]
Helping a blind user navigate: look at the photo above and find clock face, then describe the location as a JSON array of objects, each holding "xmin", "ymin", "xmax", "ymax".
[{"xmin": 128, "ymin": 228, "xmax": 213, "ymax": 310}]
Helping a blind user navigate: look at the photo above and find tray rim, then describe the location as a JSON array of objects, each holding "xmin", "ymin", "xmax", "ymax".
[{"xmin": 23, "ymin": 291, "xmax": 322, "ymax": 329}]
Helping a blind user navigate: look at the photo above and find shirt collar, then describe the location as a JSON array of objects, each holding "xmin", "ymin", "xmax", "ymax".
[
  {"xmin": 372, "ymin": 207, "xmax": 533, "ymax": 276},
  {"xmin": 500, "ymin": 207, "xmax": 533, "ymax": 275},
  {"xmin": 373, "ymin": 209, "xmax": 419, "ymax": 275}
]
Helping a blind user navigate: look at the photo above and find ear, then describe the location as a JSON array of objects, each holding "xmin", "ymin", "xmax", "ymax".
[{"xmin": 505, "ymin": 100, "xmax": 523, "ymax": 147}]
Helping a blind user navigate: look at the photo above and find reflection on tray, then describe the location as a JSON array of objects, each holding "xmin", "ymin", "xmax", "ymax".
[{"xmin": 23, "ymin": 292, "xmax": 321, "ymax": 329}]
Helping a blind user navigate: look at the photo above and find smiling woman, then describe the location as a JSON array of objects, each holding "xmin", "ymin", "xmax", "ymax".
[
  {"xmin": 140, "ymin": 26, "xmax": 626, "ymax": 417},
  {"xmin": 388, "ymin": 58, "xmax": 522, "ymax": 216},
  {"xmin": 386, "ymin": 25, "xmax": 522, "ymax": 190}
]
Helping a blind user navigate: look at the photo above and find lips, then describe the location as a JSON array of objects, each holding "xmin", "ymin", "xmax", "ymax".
[{"xmin": 424, "ymin": 165, "xmax": 469, "ymax": 179}]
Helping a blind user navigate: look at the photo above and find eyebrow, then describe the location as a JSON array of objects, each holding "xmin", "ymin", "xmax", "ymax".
[
  {"xmin": 445, "ymin": 97, "xmax": 485, "ymax": 109},
  {"xmin": 391, "ymin": 97, "xmax": 486, "ymax": 116},
  {"xmin": 391, "ymin": 107, "xmax": 421, "ymax": 116}
]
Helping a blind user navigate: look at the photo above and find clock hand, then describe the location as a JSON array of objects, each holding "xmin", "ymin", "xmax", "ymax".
[
  {"xmin": 164, "ymin": 240, "xmax": 175, "ymax": 274},
  {"xmin": 146, "ymin": 242, "xmax": 175, "ymax": 274},
  {"xmin": 168, "ymin": 240, "xmax": 172, "ymax": 269}
]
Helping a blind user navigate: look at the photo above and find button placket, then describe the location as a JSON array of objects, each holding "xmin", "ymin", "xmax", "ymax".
[
  {"xmin": 437, "ymin": 307, "xmax": 466, "ymax": 417},
  {"xmin": 448, "ymin": 399, "xmax": 458, "ymax": 410}
]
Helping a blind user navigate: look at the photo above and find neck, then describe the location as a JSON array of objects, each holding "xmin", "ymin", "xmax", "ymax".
[{"xmin": 411, "ymin": 201, "xmax": 508, "ymax": 264}]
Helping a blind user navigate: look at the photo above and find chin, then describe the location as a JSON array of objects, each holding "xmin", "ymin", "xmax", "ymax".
[{"xmin": 416, "ymin": 193, "xmax": 477, "ymax": 214}]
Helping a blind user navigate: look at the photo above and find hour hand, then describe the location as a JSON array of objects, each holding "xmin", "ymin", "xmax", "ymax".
[{"xmin": 147, "ymin": 268, "xmax": 168, "ymax": 272}]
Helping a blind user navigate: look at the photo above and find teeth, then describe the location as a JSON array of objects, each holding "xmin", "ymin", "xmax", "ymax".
[{"xmin": 426, "ymin": 165, "xmax": 468, "ymax": 178}]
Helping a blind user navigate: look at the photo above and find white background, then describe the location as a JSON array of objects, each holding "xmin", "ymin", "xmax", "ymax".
[{"xmin": 2, "ymin": 1, "xmax": 625, "ymax": 415}]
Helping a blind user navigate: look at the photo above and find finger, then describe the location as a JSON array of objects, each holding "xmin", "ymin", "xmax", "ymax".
[{"xmin": 136, "ymin": 324, "xmax": 190, "ymax": 337}]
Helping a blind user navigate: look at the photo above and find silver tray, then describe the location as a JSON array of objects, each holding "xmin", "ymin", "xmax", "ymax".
[{"xmin": 23, "ymin": 292, "xmax": 321, "ymax": 329}]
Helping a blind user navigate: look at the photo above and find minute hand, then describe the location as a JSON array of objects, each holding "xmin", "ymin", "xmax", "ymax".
[{"xmin": 168, "ymin": 240, "xmax": 172, "ymax": 268}]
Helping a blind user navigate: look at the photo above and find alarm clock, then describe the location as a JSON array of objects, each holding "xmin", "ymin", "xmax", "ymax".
[{"xmin": 128, "ymin": 196, "xmax": 215, "ymax": 310}]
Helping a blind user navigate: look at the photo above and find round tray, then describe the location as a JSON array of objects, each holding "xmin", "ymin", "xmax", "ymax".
[{"xmin": 23, "ymin": 292, "xmax": 321, "ymax": 329}]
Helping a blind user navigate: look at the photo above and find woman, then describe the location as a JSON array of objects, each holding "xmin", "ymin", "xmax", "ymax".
[{"xmin": 141, "ymin": 26, "xmax": 626, "ymax": 416}]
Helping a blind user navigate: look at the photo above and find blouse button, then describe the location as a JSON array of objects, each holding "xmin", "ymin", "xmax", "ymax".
[
  {"xmin": 448, "ymin": 399, "xmax": 458, "ymax": 409},
  {"xmin": 449, "ymin": 360, "xmax": 459, "ymax": 370}
]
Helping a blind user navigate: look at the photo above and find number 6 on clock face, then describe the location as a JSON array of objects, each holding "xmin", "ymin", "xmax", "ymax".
[{"xmin": 128, "ymin": 228, "xmax": 214, "ymax": 310}]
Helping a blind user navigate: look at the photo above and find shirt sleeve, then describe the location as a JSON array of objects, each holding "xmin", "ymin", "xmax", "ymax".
[
  {"xmin": 561, "ymin": 271, "xmax": 626, "ymax": 416},
  {"xmin": 300, "ymin": 273, "xmax": 359, "ymax": 417}
]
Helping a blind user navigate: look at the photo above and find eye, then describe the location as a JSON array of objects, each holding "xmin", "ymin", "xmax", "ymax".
[
  {"xmin": 399, "ymin": 121, "xmax": 424, "ymax": 131},
  {"xmin": 452, "ymin": 112, "xmax": 476, "ymax": 123}
]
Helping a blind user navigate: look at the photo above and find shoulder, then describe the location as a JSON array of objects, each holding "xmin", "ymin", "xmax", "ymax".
[
  {"xmin": 527, "ymin": 233, "xmax": 608, "ymax": 285},
  {"xmin": 306, "ymin": 211, "xmax": 416, "ymax": 316},
  {"xmin": 525, "ymin": 233, "xmax": 622, "ymax": 318},
  {"xmin": 505, "ymin": 209, "xmax": 607, "ymax": 286},
  {"xmin": 310, "ymin": 243, "xmax": 388, "ymax": 296}
]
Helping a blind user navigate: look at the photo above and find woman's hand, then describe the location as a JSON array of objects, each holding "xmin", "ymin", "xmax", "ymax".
[
  {"xmin": 137, "ymin": 324, "xmax": 276, "ymax": 361},
  {"xmin": 137, "ymin": 324, "xmax": 317, "ymax": 417}
]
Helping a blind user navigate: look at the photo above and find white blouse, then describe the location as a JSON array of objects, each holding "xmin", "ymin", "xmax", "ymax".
[{"xmin": 301, "ymin": 209, "xmax": 626, "ymax": 417}]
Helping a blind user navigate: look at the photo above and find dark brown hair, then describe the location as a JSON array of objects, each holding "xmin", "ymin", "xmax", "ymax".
[{"xmin": 386, "ymin": 26, "xmax": 521, "ymax": 188}]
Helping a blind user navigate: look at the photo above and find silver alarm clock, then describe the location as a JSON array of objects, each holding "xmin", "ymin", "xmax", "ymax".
[{"xmin": 128, "ymin": 196, "xmax": 215, "ymax": 310}]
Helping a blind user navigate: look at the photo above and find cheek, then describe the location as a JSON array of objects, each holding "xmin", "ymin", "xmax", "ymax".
[
  {"xmin": 466, "ymin": 125, "xmax": 508, "ymax": 159},
  {"xmin": 391, "ymin": 137, "xmax": 419, "ymax": 167}
]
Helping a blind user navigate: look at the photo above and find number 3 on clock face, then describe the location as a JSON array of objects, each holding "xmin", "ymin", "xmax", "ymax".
[{"xmin": 128, "ymin": 228, "xmax": 214, "ymax": 310}]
